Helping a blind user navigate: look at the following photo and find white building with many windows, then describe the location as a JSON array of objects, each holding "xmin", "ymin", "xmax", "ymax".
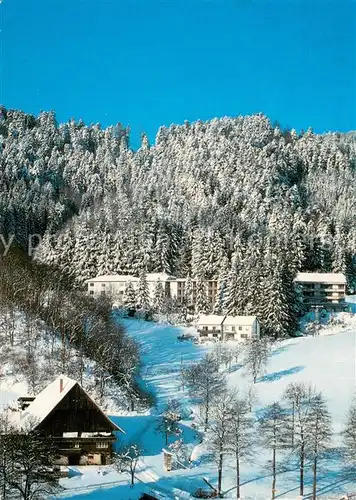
[
  {"xmin": 86, "ymin": 273, "xmax": 219, "ymax": 308},
  {"xmin": 294, "ymin": 272, "xmax": 347, "ymax": 311},
  {"xmin": 85, "ymin": 273, "xmax": 174, "ymax": 302}
]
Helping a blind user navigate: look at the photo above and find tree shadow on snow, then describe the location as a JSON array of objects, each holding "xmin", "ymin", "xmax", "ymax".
[
  {"xmin": 258, "ymin": 365, "xmax": 304, "ymax": 383},
  {"xmin": 111, "ymin": 415, "xmax": 201, "ymax": 456},
  {"xmin": 270, "ymin": 344, "xmax": 294, "ymax": 357}
]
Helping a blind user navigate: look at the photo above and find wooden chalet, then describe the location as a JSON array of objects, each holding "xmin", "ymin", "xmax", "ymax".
[{"xmin": 12, "ymin": 375, "xmax": 123, "ymax": 466}]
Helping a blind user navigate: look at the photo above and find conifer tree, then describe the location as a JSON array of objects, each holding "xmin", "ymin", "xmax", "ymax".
[
  {"xmin": 184, "ymin": 275, "xmax": 194, "ymax": 312},
  {"xmin": 123, "ymin": 281, "xmax": 136, "ymax": 315},
  {"xmin": 195, "ymin": 278, "xmax": 209, "ymax": 315},
  {"xmin": 136, "ymin": 271, "xmax": 150, "ymax": 311},
  {"xmin": 153, "ymin": 278, "xmax": 165, "ymax": 313}
]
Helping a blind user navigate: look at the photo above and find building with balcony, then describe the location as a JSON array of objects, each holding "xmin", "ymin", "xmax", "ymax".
[
  {"xmin": 294, "ymin": 272, "xmax": 347, "ymax": 311},
  {"xmin": 170, "ymin": 279, "xmax": 218, "ymax": 309},
  {"xmin": 8, "ymin": 375, "xmax": 123, "ymax": 466},
  {"xmin": 197, "ymin": 314, "xmax": 260, "ymax": 342}
]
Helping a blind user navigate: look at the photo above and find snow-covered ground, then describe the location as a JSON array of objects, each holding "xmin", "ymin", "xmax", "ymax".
[
  {"xmin": 55, "ymin": 297, "xmax": 356, "ymax": 499},
  {"xmin": 2, "ymin": 299, "xmax": 356, "ymax": 498}
]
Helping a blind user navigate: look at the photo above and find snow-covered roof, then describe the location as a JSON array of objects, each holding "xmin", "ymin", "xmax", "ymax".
[
  {"xmin": 295, "ymin": 272, "xmax": 346, "ymax": 284},
  {"xmin": 14, "ymin": 375, "xmax": 122, "ymax": 432},
  {"xmin": 223, "ymin": 315, "xmax": 258, "ymax": 326},
  {"xmin": 86, "ymin": 275, "xmax": 137, "ymax": 283},
  {"xmin": 86, "ymin": 273, "xmax": 177, "ymax": 283},
  {"xmin": 197, "ymin": 315, "xmax": 225, "ymax": 326},
  {"xmin": 146, "ymin": 273, "xmax": 176, "ymax": 282},
  {"xmin": 17, "ymin": 375, "xmax": 76, "ymax": 427}
]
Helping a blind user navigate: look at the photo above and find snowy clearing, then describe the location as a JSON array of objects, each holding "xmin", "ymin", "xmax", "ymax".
[{"xmin": 55, "ymin": 298, "xmax": 356, "ymax": 499}]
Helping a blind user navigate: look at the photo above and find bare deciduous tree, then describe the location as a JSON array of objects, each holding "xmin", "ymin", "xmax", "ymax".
[
  {"xmin": 182, "ymin": 354, "xmax": 226, "ymax": 430},
  {"xmin": 307, "ymin": 392, "xmax": 332, "ymax": 500},
  {"xmin": 0, "ymin": 422, "xmax": 60, "ymax": 500},
  {"xmin": 243, "ymin": 338, "xmax": 270, "ymax": 383},
  {"xmin": 207, "ymin": 389, "xmax": 235, "ymax": 498},
  {"xmin": 227, "ymin": 396, "xmax": 256, "ymax": 499},
  {"xmin": 155, "ymin": 400, "xmax": 182, "ymax": 446},
  {"xmin": 114, "ymin": 443, "xmax": 143, "ymax": 486},
  {"xmin": 258, "ymin": 402, "xmax": 288, "ymax": 500},
  {"xmin": 343, "ymin": 399, "xmax": 356, "ymax": 467}
]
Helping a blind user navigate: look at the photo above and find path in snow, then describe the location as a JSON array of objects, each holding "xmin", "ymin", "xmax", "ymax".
[
  {"xmin": 61, "ymin": 305, "xmax": 356, "ymax": 498},
  {"xmin": 121, "ymin": 318, "xmax": 207, "ymax": 409}
]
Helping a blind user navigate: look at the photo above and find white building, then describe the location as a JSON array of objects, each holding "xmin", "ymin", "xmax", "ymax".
[
  {"xmin": 223, "ymin": 315, "xmax": 260, "ymax": 341},
  {"xmin": 86, "ymin": 273, "xmax": 219, "ymax": 308},
  {"xmin": 196, "ymin": 315, "xmax": 225, "ymax": 340},
  {"xmin": 85, "ymin": 273, "xmax": 175, "ymax": 303},
  {"xmin": 294, "ymin": 272, "xmax": 347, "ymax": 311},
  {"xmin": 197, "ymin": 314, "xmax": 260, "ymax": 342}
]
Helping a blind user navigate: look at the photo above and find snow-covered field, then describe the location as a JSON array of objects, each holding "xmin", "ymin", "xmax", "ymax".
[
  {"xmin": 1, "ymin": 299, "xmax": 356, "ymax": 499},
  {"xmin": 53, "ymin": 298, "xmax": 356, "ymax": 499}
]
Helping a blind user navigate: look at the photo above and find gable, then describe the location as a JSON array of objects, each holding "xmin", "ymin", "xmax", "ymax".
[{"xmin": 36, "ymin": 384, "xmax": 122, "ymax": 435}]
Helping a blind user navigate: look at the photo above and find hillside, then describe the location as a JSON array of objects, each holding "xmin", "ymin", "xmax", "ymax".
[
  {"xmin": 0, "ymin": 248, "xmax": 146, "ymax": 413},
  {"xmin": 1, "ymin": 107, "xmax": 355, "ymax": 337},
  {"xmin": 46, "ymin": 299, "xmax": 356, "ymax": 499}
]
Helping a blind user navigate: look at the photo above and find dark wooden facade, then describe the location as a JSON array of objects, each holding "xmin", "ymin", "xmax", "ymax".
[{"xmin": 35, "ymin": 383, "xmax": 121, "ymax": 466}]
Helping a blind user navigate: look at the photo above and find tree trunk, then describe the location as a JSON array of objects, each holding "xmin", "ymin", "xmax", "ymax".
[
  {"xmin": 312, "ymin": 456, "xmax": 317, "ymax": 500},
  {"xmin": 165, "ymin": 432, "xmax": 168, "ymax": 446},
  {"xmin": 236, "ymin": 452, "xmax": 240, "ymax": 499},
  {"xmin": 272, "ymin": 445, "xmax": 276, "ymax": 499},
  {"xmin": 291, "ymin": 402, "xmax": 295, "ymax": 447},
  {"xmin": 204, "ymin": 399, "xmax": 209, "ymax": 431},
  {"xmin": 299, "ymin": 441, "xmax": 304, "ymax": 496},
  {"xmin": 217, "ymin": 451, "xmax": 224, "ymax": 497},
  {"xmin": 131, "ymin": 469, "xmax": 135, "ymax": 486}
]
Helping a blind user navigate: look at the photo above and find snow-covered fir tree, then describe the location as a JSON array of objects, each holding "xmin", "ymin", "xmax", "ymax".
[
  {"xmin": 0, "ymin": 108, "xmax": 354, "ymax": 337},
  {"xmin": 136, "ymin": 271, "xmax": 150, "ymax": 311},
  {"xmin": 153, "ymin": 278, "xmax": 165, "ymax": 313}
]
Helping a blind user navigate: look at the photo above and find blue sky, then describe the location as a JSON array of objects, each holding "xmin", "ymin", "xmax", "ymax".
[{"xmin": 1, "ymin": 0, "xmax": 355, "ymax": 146}]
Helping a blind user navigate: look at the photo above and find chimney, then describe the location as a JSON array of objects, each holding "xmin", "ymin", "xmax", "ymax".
[{"xmin": 60, "ymin": 378, "xmax": 64, "ymax": 393}]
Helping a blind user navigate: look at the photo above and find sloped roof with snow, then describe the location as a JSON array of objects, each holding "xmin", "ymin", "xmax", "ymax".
[
  {"xmin": 146, "ymin": 273, "xmax": 176, "ymax": 282},
  {"xmin": 15, "ymin": 375, "xmax": 122, "ymax": 432},
  {"xmin": 86, "ymin": 273, "xmax": 178, "ymax": 283},
  {"xmin": 295, "ymin": 272, "xmax": 346, "ymax": 284},
  {"xmin": 197, "ymin": 315, "xmax": 225, "ymax": 326},
  {"xmin": 223, "ymin": 315, "xmax": 258, "ymax": 326},
  {"xmin": 85, "ymin": 275, "xmax": 137, "ymax": 283}
]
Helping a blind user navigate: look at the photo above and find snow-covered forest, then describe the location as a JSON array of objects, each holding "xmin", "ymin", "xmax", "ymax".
[
  {"xmin": 0, "ymin": 248, "xmax": 148, "ymax": 411},
  {"xmin": 0, "ymin": 108, "xmax": 356, "ymax": 337}
]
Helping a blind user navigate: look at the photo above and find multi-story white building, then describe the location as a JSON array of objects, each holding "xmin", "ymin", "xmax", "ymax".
[
  {"xmin": 86, "ymin": 273, "xmax": 219, "ymax": 308},
  {"xmin": 294, "ymin": 272, "xmax": 347, "ymax": 311},
  {"xmin": 85, "ymin": 273, "xmax": 174, "ymax": 302},
  {"xmin": 196, "ymin": 314, "xmax": 260, "ymax": 342}
]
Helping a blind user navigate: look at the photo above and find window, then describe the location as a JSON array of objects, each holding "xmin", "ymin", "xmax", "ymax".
[
  {"xmin": 212, "ymin": 326, "xmax": 216, "ymax": 331},
  {"xmin": 231, "ymin": 326, "xmax": 235, "ymax": 332},
  {"xmin": 101, "ymin": 291, "xmax": 106, "ymax": 295},
  {"xmin": 97, "ymin": 441, "xmax": 108, "ymax": 449},
  {"xmin": 89, "ymin": 283, "xmax": 94, "ymax": 287},
  {"xmin": 74, "ymin": 442, "xmax": 80, "ymax": 448},
  {"xmin": 238, "ymin": 326, "xmax": 242, "ymax": 331},
  {"xmin": 203, "ymin": 326, "xmax": 208, "ymax": 332},
  {"xmin": 101, "ymin": 283, "xmax": 105, "ymax": 287},
  {"xmin": 89, "ymin": 291, "xmax": 94, "ymax": 295},
  {"xmin": 241, "ymin": 333, "xmax": 248, "ymax": 339}
]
